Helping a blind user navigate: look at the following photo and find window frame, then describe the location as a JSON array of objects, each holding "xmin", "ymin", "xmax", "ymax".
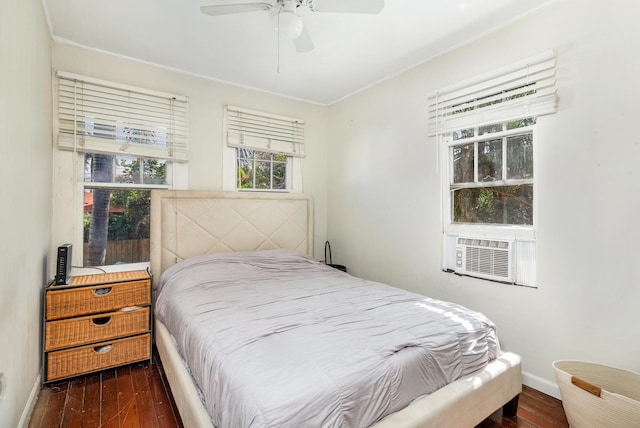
[
  {"xmin": 236, "ymin": 148, "xmax": 290, "ymax": 192},
  {"xmin": 430, "ymin": 51, "xmax": 558, "ymax": 242},
  {"xmin": 77, "ymin": 152, "xmax": 180, "ymax": 268},
  {"xmin": 53, "ymin": 72, "xmax": 189, "ymax": 269},
  {"xmin": 222, "ymin": 105, "xmax": 305, "ymax": 193},
  {"xmin": 441, "ymin": 125, "xmax": 538, "ymax": 240},
  {"xmin": 223, "ymin": 145, "xmax": 302, "ymax": 193}
]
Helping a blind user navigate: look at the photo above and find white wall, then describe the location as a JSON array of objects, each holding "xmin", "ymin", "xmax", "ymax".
[
  {"xmin": 51, "ymin": 43, "xmax": 330, "ymax": 261},
  {"xmin": 327, "ymin": 0, "xmax": 640, "ymax": 397},
  {"xmin": 0, "ymin": 0, "xmax": 52, "ymax": 426}
]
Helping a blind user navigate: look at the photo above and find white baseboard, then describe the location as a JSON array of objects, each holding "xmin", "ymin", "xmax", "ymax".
[
  {"xmin": 18, "ymin": 374, "xmax": 41, "ymax": 428},
  {"xmin": 522, "ymin": 370, "xmax": 561, "ymax": 399}
]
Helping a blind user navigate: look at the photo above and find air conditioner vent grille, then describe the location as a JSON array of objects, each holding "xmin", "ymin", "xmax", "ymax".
[
  {"xmin": 466, "ymin": 247, "xmax": 510, "ymax": 278},
  {"xmin": 455, "ymin": 237, "xmax": 514, "ymax": 282}
]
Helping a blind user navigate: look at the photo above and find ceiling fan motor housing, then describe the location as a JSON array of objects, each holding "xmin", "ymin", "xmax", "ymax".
[{"xmin": 279, "ymin": 11, "xmax": 304, "ymax": 39}]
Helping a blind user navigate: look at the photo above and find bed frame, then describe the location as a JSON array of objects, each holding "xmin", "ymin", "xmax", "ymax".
[{"xmin": 150, "ymin": 190, "xmax": 522, "ymax": 427}]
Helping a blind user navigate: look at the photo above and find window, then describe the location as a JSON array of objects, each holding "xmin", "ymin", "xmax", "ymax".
[
  {"xmin": 223, "ymin": 105, "xmax": 305, "ymax": 192},
  {"xmin": 236, "ymin": 148, "xmax": 287, "ymax": 190},
  {"xmin": 429, "ymin": 50, "xmax": 558, "ymax": 286},
  {"xmin": 450, "ymin": 117, "xmax": 535, "ymax": 225},
  {"xmin": 83, "ymin": 154, "xmax": 166, "ymax": 266},
  {"xmin": 56, "ymin": 72, "xmax": 188, "ymax": 267}
]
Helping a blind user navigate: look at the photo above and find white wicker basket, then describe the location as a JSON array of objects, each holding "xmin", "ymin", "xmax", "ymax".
[{"xmin": 553, "ymin": 360, "xmax": 640, "ymax": 428}]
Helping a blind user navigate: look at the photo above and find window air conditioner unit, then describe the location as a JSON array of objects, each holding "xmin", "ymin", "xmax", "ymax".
[{"xmin": 455, "ymin": 237, "xmax": 514, "ymax": 283}]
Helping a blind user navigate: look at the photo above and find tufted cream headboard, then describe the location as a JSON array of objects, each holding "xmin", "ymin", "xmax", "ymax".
[{"xmin": 150, "ymin": 190, "xmax": 313, "ymax": 280}]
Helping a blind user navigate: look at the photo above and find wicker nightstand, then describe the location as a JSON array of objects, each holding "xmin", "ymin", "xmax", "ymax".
[{"xmin": 43, "ymin": 269, "xmax": 152, "ymax": 383}]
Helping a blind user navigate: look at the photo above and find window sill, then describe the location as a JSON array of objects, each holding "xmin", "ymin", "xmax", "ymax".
[
  {"xmin": 71, "ymin": 261, "xmax": 150, "ymax": 277},
  {"xmin": 444, "ymin": 224, "xmax": 536, "ymax": 241}
]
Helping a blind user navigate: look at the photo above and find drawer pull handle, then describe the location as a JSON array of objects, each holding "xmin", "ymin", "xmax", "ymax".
[
  {"xmin": 92, "ymin": 316, "xmax": 111, "ymax": 326},
  {"xmin": 94, "ymin": 344, "xmax": 113, "ymax": 353},
  {"xmin": 94, "ymin": 287, "xmax": 112, "ymax": 295}
]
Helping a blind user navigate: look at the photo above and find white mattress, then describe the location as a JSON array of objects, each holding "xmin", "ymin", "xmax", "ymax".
[{"xmin": 155, "ymin": 249, "xmax": 500, "ymax": 428}]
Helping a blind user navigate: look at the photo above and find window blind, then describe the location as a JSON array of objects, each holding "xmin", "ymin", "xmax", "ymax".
[
  {"xmin": 428, "ymin": 50, "xmax": 558, "ymax": 137},
  {"xmin": 57, "ymin": 71, "xmax": 189, "ymax": 162},
  {"xmin": 225, "ymin": 105, "xmax": 305, "ymax": 158}
]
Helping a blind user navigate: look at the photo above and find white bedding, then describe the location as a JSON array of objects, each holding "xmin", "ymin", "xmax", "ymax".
[{"xmin": 155, "ymin": 249, "xmax": 500, "ymax": 428}]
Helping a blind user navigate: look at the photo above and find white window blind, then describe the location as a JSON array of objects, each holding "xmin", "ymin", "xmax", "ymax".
[
  {"xmin": 225, "ymin": 105, "xmax": 305, "ymax": 158},
  {"xmin": 428, "ymin": 50, "xmax": 558, "ymax": 136},
  {"xmin": 57, "ymin": 71, "xmax": 189, "ymax": 162}
]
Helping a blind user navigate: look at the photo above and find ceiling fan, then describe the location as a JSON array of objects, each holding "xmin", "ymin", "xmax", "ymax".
[{"xmin": 200, "ymin": 0, "xmax": 385, "ymax": 53}]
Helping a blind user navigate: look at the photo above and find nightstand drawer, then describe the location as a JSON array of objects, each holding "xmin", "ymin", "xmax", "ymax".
[
  {"xmin": 46, "ymin": 333, "xmax": 151, "ymax": 381},
  {"xmin": 45, "ymin": 307, "xmax": 150, "ymax": 351},
  {"xmin": 46, "ymin": 279, "xmax": 151, "ymax": 320}
]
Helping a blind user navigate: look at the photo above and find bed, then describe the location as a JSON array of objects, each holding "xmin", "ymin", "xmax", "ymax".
[{"xmin": 150, "ymin": 190, "xmax": 522, "ymax": 428}]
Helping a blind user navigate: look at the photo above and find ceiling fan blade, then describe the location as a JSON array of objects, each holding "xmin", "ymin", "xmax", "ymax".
[
  {"xmin": 311, "ymin": 0, "xmax": 384, "ymax": 14},
  {"xmin": 294, "ymin": 26, "xmax": 314, "ymax": 53},
  {"xmin": 200, "ymin": 3, "xmax": 273, "ymax": 16}
]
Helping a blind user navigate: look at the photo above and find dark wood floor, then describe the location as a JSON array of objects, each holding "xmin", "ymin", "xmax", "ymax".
[
  {"xmin": 478, "ymin": 386, "xmax": 569, "ymax": 428},
  {"xmin": 30, "ymin": 348, "xmax": 568, "ymax": 427},
  {"xmin": 29, "ymin": 349, "xmax": 183, "ymax": 428}
]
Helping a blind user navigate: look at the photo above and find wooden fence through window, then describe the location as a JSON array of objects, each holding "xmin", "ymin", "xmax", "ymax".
[{"xmin": 83, "ymin": 239, "xmax": 150, "ymax": 265}]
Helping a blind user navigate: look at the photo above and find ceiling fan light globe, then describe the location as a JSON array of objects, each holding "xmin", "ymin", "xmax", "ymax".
[{"xmin": 279, "ymin": 11, "xmax": 304, "ymax": 39}]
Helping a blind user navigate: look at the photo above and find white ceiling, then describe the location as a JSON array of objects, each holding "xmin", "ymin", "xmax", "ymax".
[{"xmin": 42, "ymin": 0, "xmax": 554, "ymax": 105}]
